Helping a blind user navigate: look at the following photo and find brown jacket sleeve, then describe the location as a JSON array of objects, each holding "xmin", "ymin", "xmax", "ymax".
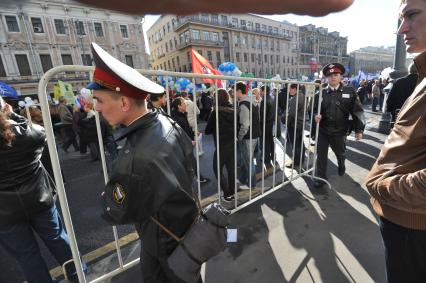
[{"xmin": 366, "ymin": 166, "xmax": 426, "ymax": 212}]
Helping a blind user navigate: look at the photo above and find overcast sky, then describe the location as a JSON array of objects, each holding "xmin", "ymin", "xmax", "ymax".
[{"xmin": 142, "ymin": 0, "xmax": 401, "ymax": 54}]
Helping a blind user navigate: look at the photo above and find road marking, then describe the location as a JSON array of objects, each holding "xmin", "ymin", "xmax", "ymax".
[{"xmin": 49, "ymin": 232, "xmax": 139, "ymax": 278}]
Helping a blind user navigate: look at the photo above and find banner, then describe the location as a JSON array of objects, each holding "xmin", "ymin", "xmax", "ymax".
[
  {"xmin": 54, "ymin": 80, "xmax": 74, "ymax": 104},
  {"xmin": 191, "ymin": 49, "xmax": 222, "ymax": 87}
]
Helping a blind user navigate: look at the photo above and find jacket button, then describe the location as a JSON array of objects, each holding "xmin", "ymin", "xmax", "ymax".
[
  {"xmin": 124, "ymin": 149, "xmax": 130, "ymax": 154},
  {"xmin": 106, "ymin": 207, "xmax": 111, "ymax": 211}
]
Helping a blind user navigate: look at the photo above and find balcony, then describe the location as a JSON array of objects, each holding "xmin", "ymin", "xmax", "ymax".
[
  {"xmin": 177, "ymin": 38, "xmax": 225, "ymax": 50},
  {"xmin": 174, "ymin": 16, "xmax": 293, "ymax": 41}
]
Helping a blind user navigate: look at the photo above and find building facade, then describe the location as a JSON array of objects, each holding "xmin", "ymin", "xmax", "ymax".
[
  {"xmin": 0, "ymin": 0, "xmax": 148, "ymax": 96},
  {"xmin": 147, "ymin": 14, "xmax": 300, "ymax": 79},
  {"xmin": 349, "ymin": 46, "xmax": 395, "ymax": 76},
  {"xmin": 299, "ymin": 24, "xmax": 349, "ymax": 77}
]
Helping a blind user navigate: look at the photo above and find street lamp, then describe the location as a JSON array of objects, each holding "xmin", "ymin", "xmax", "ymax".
[{"xmin": 390, "ymin": 19, "xmax": 407, "ymax": 79}]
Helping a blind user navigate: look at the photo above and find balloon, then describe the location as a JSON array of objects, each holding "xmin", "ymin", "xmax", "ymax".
[{"xmin": 80, "ymin": 88, "xmax": 92, "ymax": 101}]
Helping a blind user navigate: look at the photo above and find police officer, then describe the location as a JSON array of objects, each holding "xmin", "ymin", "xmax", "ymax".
[
  {"xmin": 313, "ymin": 63, "xmax": 365, "ymax": 188},
  {"xmin": 87, "ymin": 43, "xmax": 201, "ymax": 282}
]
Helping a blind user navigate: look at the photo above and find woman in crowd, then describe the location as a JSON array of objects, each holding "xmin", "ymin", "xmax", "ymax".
[
  {"xmin": 0, "ymin": 97, "xmax": 86, "ymax": 283},
  {"xmin": 171, "ymin": 97, "xmax": 209, "ymax": 183},
  {"xmin": 205, "ymin": 89, "xmax": 236, "ymax": 201}
]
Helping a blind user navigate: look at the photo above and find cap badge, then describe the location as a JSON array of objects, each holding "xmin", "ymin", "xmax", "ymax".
[{"xmin": 113, "ymin": 183, "xmax": 126, "ymax": 204}]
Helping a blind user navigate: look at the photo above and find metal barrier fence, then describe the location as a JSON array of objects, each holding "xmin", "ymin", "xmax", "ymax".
[{"xmin": 36, "ymin": 66, "xmax": 327, "ymax": 282}]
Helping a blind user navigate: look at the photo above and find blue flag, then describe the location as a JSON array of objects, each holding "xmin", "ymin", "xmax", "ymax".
[{"xmin": 0, "ymin": 81, "xmax": 18, "ymax": 98}]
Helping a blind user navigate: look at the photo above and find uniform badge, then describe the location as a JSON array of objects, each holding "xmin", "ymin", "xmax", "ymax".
[
  {"xmin": 113, "ymin": 183, "xmax": 126, "ymax": 204},
  {"xmin": 342, "ymin": 93, "xmax": 350, "ymax": 99}
]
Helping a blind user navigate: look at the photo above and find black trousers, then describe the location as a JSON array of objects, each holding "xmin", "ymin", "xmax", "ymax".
[
  {"xmin": 315, "ymin": 131, "xmax": 346, "ymax": 179},
  {"xmin": 140, "ymin": 242, "xmax": 203, "ymax": 283},
  {"xmin": 380, "ymin": 217, "xmax": 426, "ymax": 283},
  {"xmin": 286, "ymin": 126, "xmax": 306, "ymax": 165},
  {"xmin": 261, "ymin": 122, "xmax": 274, "ymax": 164},
  {"xmin": 212, "ymin": 144, "xmax": 235, "ymax": 197},
  {"xmin": 62, "ymin": 124, "xmax": 79, "ymax": 151}
]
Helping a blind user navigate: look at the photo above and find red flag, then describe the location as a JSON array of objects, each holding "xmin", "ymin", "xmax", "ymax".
[{"xmin": 190, "ymin": 49, "xmax": 222, "ymax": 87}]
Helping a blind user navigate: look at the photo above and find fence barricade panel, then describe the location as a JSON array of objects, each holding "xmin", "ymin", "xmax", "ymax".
[{"xmin": 35, "ymin": 66, "xmax": 324, "ymax": 282}]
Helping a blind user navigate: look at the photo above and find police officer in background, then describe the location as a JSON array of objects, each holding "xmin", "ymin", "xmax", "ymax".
[
  {"xmin": 87, "ymin": 43, "xmax": 201, "ymax": 282},
  {"xmin": 313, "ymin": 63, "xmax": 365, "ymax": 188}
]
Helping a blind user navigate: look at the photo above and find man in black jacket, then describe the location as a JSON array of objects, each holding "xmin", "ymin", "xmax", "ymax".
[
  {"xmin": 314, "ymin": 63, "xmax": 365, "ymax": 188},
  {"xmin": 87, "ymin": 43, "xmax": 201, "ymax": 282},
  {"xmin": 386, "ymin": 62, "xmax": 418, "ymax": 123}
]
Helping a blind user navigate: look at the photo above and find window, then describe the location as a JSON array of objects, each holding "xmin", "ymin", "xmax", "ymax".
[
  {"xmin": 197, "ymin": 50, "xmax": 203, "ymax": 56},
  {"xmin": 255, "ymin": 23, "xmax": 260, "ymax": 32},
  {"xmin": 169, "ymin": 39, "xmax": 173, "ymax": 50},
  {"xmin": 39, "ymin": 54, "xmax": 53, "ymax": 72},
  {"xmin": 191, "ymin": 29, "xmax": 200, "ymax": 40},
  {"xmin": 167, "ymin": 22, "xmax": 170, "ymax": 33},
  {"xmin": 94, "ymin": 22, "xmax": 104, "ymax": 37},
  {"xmin": 201, "ymin": 31, "xmax": 209, "ymax": 41},
  {"xmin": 216, "ymin": 51, "xmax": 221, "ymax": 63},
  {"xmin": 211, "ymin": 15, "xmax": 218, "ymax": 24},
  {"xmin": 234, "ymin": 35, "xmax": 240, "ymax": 47},
  {"xmin": 248, "ymin": 21, "xmax": 253, "ymax": 30},
  {"xmin": 264, "ymin": 54, "xmax": 267, "ymax": 62},
  {"xmin": 242, "ymin": 36, "xmax": 247, "ymax": 46},
  {"xmin": 271, "ymin": 55, "xmax": 273, "ymax": 64},
  {"xmin": 236, "ymin": 52, "xmax": 240, "ymax": 62},
  {"xmin": 15, "ymin": 54, "xmax": 31, "ymax": 76},
  {"xmin": 240, "ymin": 19, "xmax": 246, "ymax": 28},
  {"xmin": 243, "ymin": 53, "xmax": 248, "ymax": 62},
  {"xmin": 201, "ymin": 14, "xmax": 209, "ymax": 23},
  {"xmin": 251, "ymin": 53, "xmax": 255, "ymax": 63},
  {"xmin": 61, "ymin": 54, "xmax": 73, "ymax": 65},
  {"xmin": 75, "ymin": 21, "xmax": 85, "ymax": 35},
  {"xmin": 276, "ymin": 55, "xmax": 279, "ymax": 63},
  {"xmin": 120, "ymin": 25, "xmax": 128, "ymax": 38},
  {"xmin": 221, "ymin": 15, "xmax": 228, "ymax": 25},
  {"xmin": 172, "ymin": 58, "xmax": 175, "ymax": 68},
  {"xmin": 177, "ymin": 56, "xmax": 180, "ymax": 66},
  {"xmin": 54, "ymin": 19, "xmax": 66, "ymax": 34},
  {"xmin": 211, "ymin": 32, "xmax": 219, "ymax": 42},
  {"xmin": 5, "ymin": 16, "xmax": 19, "ymax": 32},
  {"xmin": 81, "ymin": 54, "xmax": 92, "ymax": 66},
  {"xmin": 273, "ymin": 27, "xmax": 278, "ymax": 34},
  {"xmin": 187, "ymin": 51, "xmax": 190, "ymax": 61},
  {"xmin": 232, "ymin": 18, "xmax": 238, "ymax": 27},
  {"xmin": 168, "ymin": 60, "xmax": 171, "ymax": 70},
  {"xmin": 0, "ymin": 56, "xmax": 6, "ymax": 77},
  {"xmin": 207, "ymin": 51, "xmax": 212, "ymax": 61},
  {"xmin": 165, "ymin": 43, "xmax": 168, "ymax": 52},
  {"xmin": 31, "ymin": 17, "xmax": 44, "ymax": 33}
]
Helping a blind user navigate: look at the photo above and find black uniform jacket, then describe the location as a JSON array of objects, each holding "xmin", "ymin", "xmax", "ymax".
[
  {"xmin": 315, "ymin": 84, "xmax": 365, "ymax": 136},
  {"xmin": 101, "ymin": 110, "xmax": 198, "ymax": 257},
  {"xmin": 0, "ymin": 113, "xmax": 56, "ymax": 227}
]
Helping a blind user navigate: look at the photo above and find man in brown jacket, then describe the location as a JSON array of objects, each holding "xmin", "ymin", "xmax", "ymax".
[{"xmin": 365, "ymin": 0, "xmax": 426, "ymax": 282}]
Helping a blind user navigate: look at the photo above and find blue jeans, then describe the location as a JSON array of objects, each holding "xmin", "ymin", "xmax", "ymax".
[
  {"xmin": 379, "ymin": 217, "xmax": 426, "ymax": 283},
  {"xmin": 238, "ymin": 139, "xmax": 258, "ymax": 187},
  {"xmin": 0, "ymin": 205, "xmax": 86, "ymax": 283}
]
